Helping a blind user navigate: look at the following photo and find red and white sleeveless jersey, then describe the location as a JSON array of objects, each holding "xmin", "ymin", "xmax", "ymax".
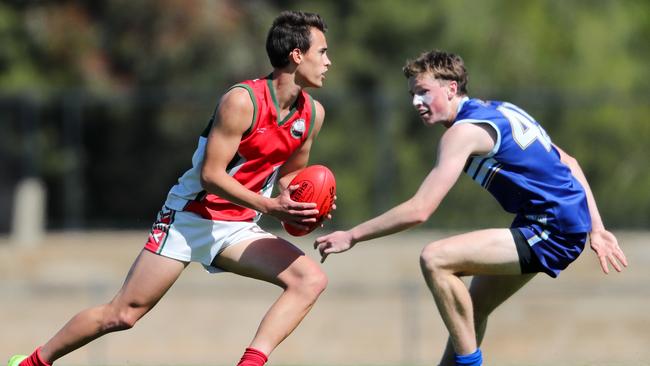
[{"xmin": 164, "ymin": 76, "xmax": 316, "ymax": 222}]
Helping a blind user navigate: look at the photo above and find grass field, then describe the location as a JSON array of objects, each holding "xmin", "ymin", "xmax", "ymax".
[{"xmin": 1, "ymin": 230, "xmax": 648, "ymax": 366}]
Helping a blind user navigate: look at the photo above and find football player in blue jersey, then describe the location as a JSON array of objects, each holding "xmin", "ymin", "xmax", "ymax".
[{"xmin": 314, "ymin": 49, "xmax": 627, "ymax": 366}]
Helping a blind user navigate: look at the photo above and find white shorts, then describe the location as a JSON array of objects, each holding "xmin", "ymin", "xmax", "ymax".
[{"xmin": 144, "ymin": 206, "xmax": 275, "ymax": 273}]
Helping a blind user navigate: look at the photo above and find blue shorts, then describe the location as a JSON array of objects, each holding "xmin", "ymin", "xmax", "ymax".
[{"xmin": 510, "ymin": 219, "xmax": 588, "ymax": 278}]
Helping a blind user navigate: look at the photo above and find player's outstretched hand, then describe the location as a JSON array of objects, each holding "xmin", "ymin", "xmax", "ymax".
[
  {"xmin": 314, "ymin": 230, "xmax": 354, "ymax": 263},
  {"xmin": 589, "ymin": 228, "xmax": 628, "ymax": 274}
]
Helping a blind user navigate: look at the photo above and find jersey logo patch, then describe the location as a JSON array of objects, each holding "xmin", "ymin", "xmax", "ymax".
[
  {"xmin": 145, "ymin": 208, "xmax": 174, "ymax": 253},
  {"xmin": 290, "ymin": 119, "xmax": 306, "ymax": 139}
]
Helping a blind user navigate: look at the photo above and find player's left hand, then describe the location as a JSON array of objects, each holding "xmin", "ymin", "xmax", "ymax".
[
  {"xmin": 314, "ymin": 229, "xmax": 353, "ymax": 263},
  {"xmin": 589, "ymin": 228, "xmax": 627, "ymax": 274}
]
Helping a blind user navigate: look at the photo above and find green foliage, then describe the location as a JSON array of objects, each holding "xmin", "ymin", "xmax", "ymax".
[{"xmin": 1, "ymin": 0, "xmax": 648, "ymax": 229}]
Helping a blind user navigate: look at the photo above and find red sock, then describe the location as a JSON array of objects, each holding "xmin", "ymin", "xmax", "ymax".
[
  {"xmin": 236, "ymin": 347, "xmax": 268, "ymax": 366},
  {"xmin": 21, "ymin": 348, "xmax": 51, "ymax": 366}
]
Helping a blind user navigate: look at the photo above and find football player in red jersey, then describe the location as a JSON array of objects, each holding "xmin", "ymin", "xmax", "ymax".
[{"xmin": 10, "ymin": 11, "xmax": 331, "ymax": 366}]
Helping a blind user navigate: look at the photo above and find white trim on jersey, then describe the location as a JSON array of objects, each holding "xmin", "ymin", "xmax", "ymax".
[
  {"xmin": 465, "ymin": 157, "xmax": 503, "ymax": 188},
  {"xmin": 164, "ymin": 136, "xmax": 208, "ymax": 211},
  {"xmin": 227, "ymin": 155, "xmax": 248, "ymax": 177},
  {"xmin": 454, "ymin": 119, "xmax": 502, "ymax": 157}
]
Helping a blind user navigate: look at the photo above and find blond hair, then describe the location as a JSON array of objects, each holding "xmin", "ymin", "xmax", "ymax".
[{"xmin": 403, "ymin": 50, "xmax": 468, "ymax": 95}]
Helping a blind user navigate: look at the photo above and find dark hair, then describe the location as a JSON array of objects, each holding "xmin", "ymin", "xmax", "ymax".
[
  {"xmin": 266, "ymin": 10, "xmax": 327, "ymax": 68},
  {"xmin": 403, "ymin": 50, "xmax": 468, "ymax": 95}
]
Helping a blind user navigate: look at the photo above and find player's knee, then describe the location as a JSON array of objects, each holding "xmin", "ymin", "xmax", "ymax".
[
  {"xmin": 419, "ymin": 242, "xmax": 448, "ymax": 275},
  {"xmin": 312, "ymin": 269, "xmax": 329, "ymax": 297},
  {"xmin": 287, "ymin": 263, "xmax": 328, "ymax": 299},
  {"xmin": 117, "ymin": 307, "xmax": 142, "ymax": 330},
  {"xmin": 102, "ymin": 303, "xmax": 145, "ymax": 332},
  {"xmin": 303, "ymin": 265, "xmax": 328, "ymax": 298}
]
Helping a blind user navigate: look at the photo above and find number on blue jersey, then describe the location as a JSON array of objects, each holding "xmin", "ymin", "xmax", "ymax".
[{"xmin": 498, "ymin": 103, "xmax": 552, "ymax": 151}]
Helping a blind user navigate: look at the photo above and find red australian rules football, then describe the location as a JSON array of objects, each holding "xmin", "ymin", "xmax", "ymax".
[{"xmin": 283, "ymin": 165, "xmax": 336, "ymax": 236}]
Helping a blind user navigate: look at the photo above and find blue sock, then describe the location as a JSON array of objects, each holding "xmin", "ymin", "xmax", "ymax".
[{"xmin": 455, "ymin": 348, "xmax": 482, "ymax": 366}]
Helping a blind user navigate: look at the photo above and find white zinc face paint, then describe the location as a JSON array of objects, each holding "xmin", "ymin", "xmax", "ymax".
[{"xmin": 412, "ymin": 93, "xmax": 433, "ymax": 107}]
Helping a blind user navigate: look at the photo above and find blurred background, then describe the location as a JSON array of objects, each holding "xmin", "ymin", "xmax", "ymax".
[
  {"xmin": 1, "ymin": 0, "xmax": 648, "ymax": 235},
  {"xmin": 1, "ymin": 1, "xmax": 649, "ymax": 365}
]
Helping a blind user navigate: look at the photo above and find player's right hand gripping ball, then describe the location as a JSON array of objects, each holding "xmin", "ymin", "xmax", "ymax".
[{"xmin": 283, "ymin": 165, "xmax": 336, "ymax": 236}]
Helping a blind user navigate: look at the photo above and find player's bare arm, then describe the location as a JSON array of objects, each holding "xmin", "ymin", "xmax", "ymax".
[
  {"xmin": 200, "ymin": 88, "xmax": 318, "ymax": 224},
  {"xmin": 554, "ymin": 144, "xmax": 628, "ymax": 273},
  {"xmin": 315, "ymin": 123, "xmax": 494, "ymax": 262}
]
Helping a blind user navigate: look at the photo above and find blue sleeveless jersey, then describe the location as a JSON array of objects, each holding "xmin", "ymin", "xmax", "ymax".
[{"xmin": 456, "ymin": 98, "xmax": 591, "ymax": 234}]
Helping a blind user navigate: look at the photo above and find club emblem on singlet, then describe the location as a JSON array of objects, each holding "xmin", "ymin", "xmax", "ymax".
[{"xmin": 290, "ymin": 119, "xmax": 306, "ymax": 139}]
